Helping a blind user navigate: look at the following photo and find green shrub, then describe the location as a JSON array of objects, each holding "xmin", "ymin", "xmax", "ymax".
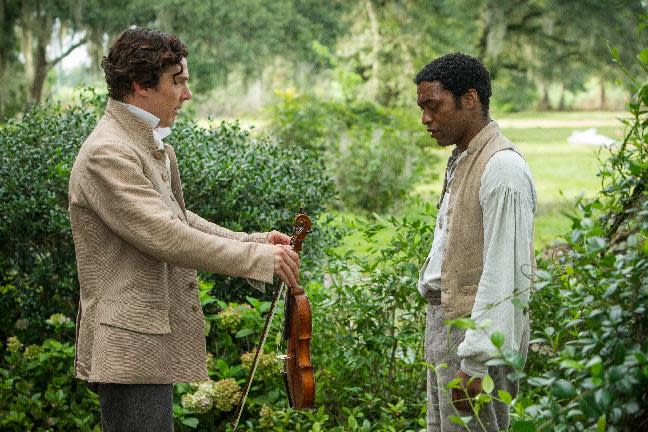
[
  {"xmin": 0, "ymin": 90, "xmax": 334, "ymax": 344},
  {"xmin": 491, "ymin": 69, "xmax": 538, "ymax": 113},
  {"xmin": 0, "ymin": 315, "xmax": 100, "ymax": 432},
  {"xmin": 0, "ymin": 93, "xmax": 103, "ymax": 346},
  {"xmin": 511, "ymin": 47, "xmax": 648, "ymax": 431},
  {"xmin": 269, "ymin": 91, "xmax": 435, "ymax": 213},
  {"xmin": 235, "ymin": 202, "xmax": 436, "ymax": 431}
]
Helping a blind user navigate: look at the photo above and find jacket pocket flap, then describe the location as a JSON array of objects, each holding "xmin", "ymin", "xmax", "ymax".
[{"xmin": 97, "ymin": 300, "xmax": 170, "ymax": 334}]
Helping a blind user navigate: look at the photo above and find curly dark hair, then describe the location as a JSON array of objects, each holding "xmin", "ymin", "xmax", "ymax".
[
  {"xmin": 101, "ymin": 27, "xmax": 188, "ymax": 101},
  {"xmin": 414, "ymin": 53, "xmax": 491, "ymax": 116}
]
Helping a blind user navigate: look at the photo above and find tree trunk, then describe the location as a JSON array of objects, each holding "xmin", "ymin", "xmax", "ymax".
[
  {"xmin": 600, "ymin": 81, "xmax": 607, "ymax": 110},
  {"xmin": 30, "ymin": 39, "xmax": 48, "ymax": 104},
  {"xmin": 477, "ymin": 1, "xmax": 507, "ymax": 77},
  {"xmin": 0, "ymin": 0, "xmax": 8, "ymax": 114},
  {"xmin": 558, "ymin": 83, "xmax": 566, "ymax": 111},
  {"xmin": 365, "ymin": 0, "xmax": 380, "ymax": 101},
  {"xmin": 20, "ymin": 1, "xmax": 34, "ymax": 83},
  {"xmin": 537, "ymin": 83, "xmax": 551, "ymax": 111},
  {"xmin": 28, "ymin": 13, "xmax": 51, "ymax": 106}
]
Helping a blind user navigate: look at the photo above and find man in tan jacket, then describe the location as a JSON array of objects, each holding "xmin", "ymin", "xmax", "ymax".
[
  {"xmin": 416, "ymin": 54, "xmax": 535, "ymax": 431},
  {"xmin": 68, "ymin": 28, "xmax": 300, "ymax": 431}
]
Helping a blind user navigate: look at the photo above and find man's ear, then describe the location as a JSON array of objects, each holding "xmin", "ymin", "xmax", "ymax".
[
  {"xmin": 462, "ymin": 89, "xmax": 479, "ymax": 111},
  {"xmin": 132, "ymin": 81, "xmax": 150, "ymax": 97}
]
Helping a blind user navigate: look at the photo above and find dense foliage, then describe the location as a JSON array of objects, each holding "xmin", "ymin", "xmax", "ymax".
[
  {"xmin": 169, "ymin": 207, "xmax": 435, "ymax": 431},
  {"xmin": 270, "ymin": 90, "xmax": 435, "ymax": 213},
  {"xmin": 511, "ymin": 48, "xmax": 648, "ymax": 431}
]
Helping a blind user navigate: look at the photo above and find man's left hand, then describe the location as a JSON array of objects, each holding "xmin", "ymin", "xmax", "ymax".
[
  {"xmin": 451, "ymin": 369, "xmax": 482, "ymax": 412},
  {"xmin": 267, "ymin": 230, "xmax": 291, "ymax": 245}
]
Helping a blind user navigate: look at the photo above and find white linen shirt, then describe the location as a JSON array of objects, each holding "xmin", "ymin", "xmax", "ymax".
[{"xmin": 419, "ymin": 149, "xmax": 536, "ymax": 377}]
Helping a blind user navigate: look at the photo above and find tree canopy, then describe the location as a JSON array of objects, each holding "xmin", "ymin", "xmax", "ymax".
[{"xmin": 1, "ymin": 0, "xmax": 645, "ymax": 117}]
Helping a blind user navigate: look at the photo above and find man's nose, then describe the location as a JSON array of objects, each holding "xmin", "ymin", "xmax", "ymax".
[
  {"xmin": 421, "ymin": 111, "xmax": 431, "ymax": 125},
  {"xmin": 184, "ymin": 88, "xmax": 192, "ymax": 101}
]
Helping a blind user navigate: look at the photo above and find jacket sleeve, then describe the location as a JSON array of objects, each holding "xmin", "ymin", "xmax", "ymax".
[
  {"xmin": 81, "ymin": 142, "xmax": 274, "ymax": 283},
  {"xmin": 186, "ymin": 210, "xmax": 269, "ymax": 244}
]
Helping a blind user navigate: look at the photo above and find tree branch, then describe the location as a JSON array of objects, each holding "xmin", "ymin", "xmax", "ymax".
[{"xmin": 48, "ymin": 36, "xmax": 87, "ymax": 67}]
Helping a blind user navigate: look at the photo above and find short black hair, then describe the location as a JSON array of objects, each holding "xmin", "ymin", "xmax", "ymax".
[{"xmin": 414, "ymin": 53, "xmax": 491, "ymax": 116}]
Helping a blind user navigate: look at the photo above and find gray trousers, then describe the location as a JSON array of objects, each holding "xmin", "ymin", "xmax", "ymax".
[
  {"xmin": 425, "ymin": 304, "xmax": 529, "ymax": 432},
  {"xmin": 97, "ymin": 383, "xmax": 174, "ymax": 432}
]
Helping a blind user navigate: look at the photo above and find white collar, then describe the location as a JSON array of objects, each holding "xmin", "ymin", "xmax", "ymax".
[{"xmin": 115, "ymin": 100, "xmax": 172, "ymax": 145}]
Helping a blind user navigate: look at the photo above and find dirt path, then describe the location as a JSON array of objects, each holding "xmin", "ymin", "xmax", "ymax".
[
  {"xmin": 498, "ymin": 118, "xmax": 627, "ymax": 128},
  {"xmin": 498, "ymin": 113, "xmax": 627, "ymax": 129}
]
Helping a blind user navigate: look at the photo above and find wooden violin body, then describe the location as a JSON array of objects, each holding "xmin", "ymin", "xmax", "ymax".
[
  {"xmin": 282, "ymin": 211, "xmax": 315, "ymax": 409},
  {"xmin": 283, "ymin": 284, "xmax": 315, "ymax": 408}
]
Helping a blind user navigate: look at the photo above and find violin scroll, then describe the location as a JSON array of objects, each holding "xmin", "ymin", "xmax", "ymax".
[{"xmin": 290, "ymin": 208, "xmax": 312, "ymax": 253}]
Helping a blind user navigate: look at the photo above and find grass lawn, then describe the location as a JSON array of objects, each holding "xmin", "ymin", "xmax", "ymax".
[{"xmin": 338, "ymin": 111, "xmax": 626, "ymax": 255}]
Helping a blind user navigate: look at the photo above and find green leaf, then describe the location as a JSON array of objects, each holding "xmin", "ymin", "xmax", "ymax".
[
  {"xmin": 446, "ymin": 318, "xmax": 476, "ymax": 329},
  {"xmin": 560, "ymin": 359, "xmax": 584, "ymax": 370},
  {"xmin": 490, "ymin": 331, "xmax": 505, "ymax": 348},
  {"xmin": 639, "ymin": 48, "xmax": 648, "ymax": 64},
  {"xmin": 235, "ymin": 328, "xmax": 254, "ymax": 338},
  {"xmin": 181, "ymin": 417, "xmax": 199, "ymax": 428},
  {"xmin": 447, "ymin": 378, "xmax": 462, "ymax": 389},
  {"xmin": 552, "ymin": 379, "xmax": 577, "ymax": 399},
  {"xmin": 512, "ymin": 420, "xmax": 536, "ymax": 432},
  {"xmin": 347, "ymin": 414, "xmax": 358, "ymax": 430},
  {"xmin": 597, "ymin": 415, "xmax": 607, "ymax": 432},
  {"xmin": 449, "ymin": 415, "xmax": 472, "ymax": 426},
  {"xmin": 482, "ymin": 374, "xmax": 494, "ymax": 394},
  {"xmin": 497, "ymin": 389, "xmax": 513, "ymax": 404}
]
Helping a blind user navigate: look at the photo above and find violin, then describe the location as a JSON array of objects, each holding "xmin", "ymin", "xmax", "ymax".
[
  {"xmin": 232, "ymin": 209, "xmax": 314, "ymax": 430},
  {"xmin": 281, "ymin": 211, "xmax": 315, "ymax": 409}
]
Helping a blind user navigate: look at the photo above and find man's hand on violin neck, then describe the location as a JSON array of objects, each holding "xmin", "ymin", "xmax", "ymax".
[
  {"xmin": 267, "ymin": 230, "xmax": 292, "ymax": 245},
  {"xmin": 273, "ymin": 244, "xmax": 300, "ymax": 287}
]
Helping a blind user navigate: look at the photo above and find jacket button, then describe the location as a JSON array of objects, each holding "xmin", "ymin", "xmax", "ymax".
[
  {"xmin": 192, "ymin": 304, "xmax": 200, "ymax": 312},
  {"xmin": 153, "ymin": 152, "xmax": 162, "ymax": 160},
  {"xmin": 162, "ymin": 173, "xmax": 168, "ymax": 182}
]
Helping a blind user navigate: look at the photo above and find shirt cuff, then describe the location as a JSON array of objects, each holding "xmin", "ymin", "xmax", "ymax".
[
  {"xmin": 460, "ymin": 358, "xmax": 488, "ymax": 378},
  {"xmin": 245, "ymin": 278, "xmax": 266, "ymax": 293}
]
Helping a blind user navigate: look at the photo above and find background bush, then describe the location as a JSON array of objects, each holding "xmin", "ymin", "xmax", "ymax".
[{"xmin": 269, "ymin": 91, "xmax": 436, "ymax": 213}]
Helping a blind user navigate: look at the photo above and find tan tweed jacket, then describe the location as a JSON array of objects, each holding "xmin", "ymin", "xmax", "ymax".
[
  {"xmin": 440, "ymin": 121, "xmax": 534, "ymax": 320},
  {"xmin": 68, "ymin": 99, "xmax": 275, "ymax": 384}
]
